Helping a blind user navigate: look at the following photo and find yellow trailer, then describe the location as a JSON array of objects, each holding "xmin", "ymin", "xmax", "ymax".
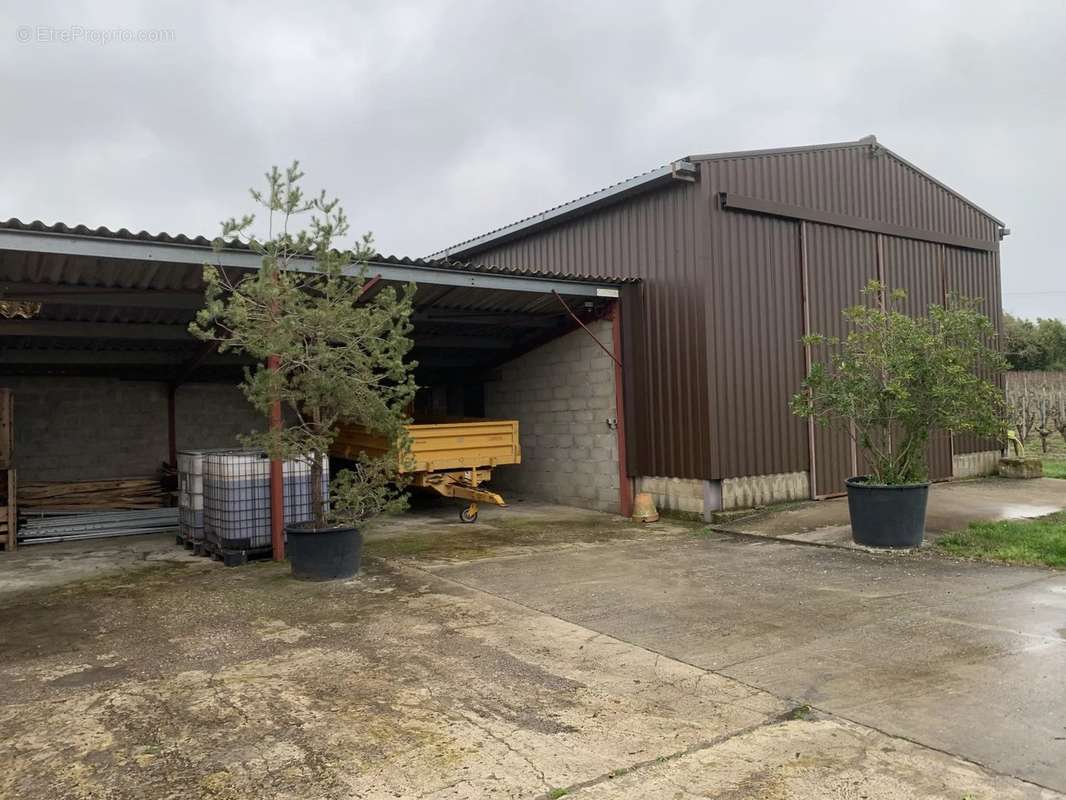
[{"xmin": 331, "ymin": 419, "xmax": 521, "ymax": 523}]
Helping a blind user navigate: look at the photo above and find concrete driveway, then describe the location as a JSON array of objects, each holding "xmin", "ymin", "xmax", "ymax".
[
  {"xmin": 2, "ymin": 498, "xmax": 1064, "ymax": 798},
  {"xmin": 434, "ymin": 527, "xmax": 1066, "ymax": 793}
]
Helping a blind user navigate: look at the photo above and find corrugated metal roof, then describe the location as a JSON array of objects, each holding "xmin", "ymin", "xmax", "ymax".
[
  {"xmin": 0, "ymin": 217, "xmax": 635, "ymax": 286},
  {"xmin": 431, "ymin": 136, "xmax": 1005, "ymax": 258},
  {"xmin": 0, "ymin": 217, "xmax": 626, "ymax": 380}
]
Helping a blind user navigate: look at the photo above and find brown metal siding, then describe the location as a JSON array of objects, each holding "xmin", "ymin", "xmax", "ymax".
[
  {"xmin": 945, "ymin": 246, "xmax": 1004, "ymax": 455},
  {"xmin": 695, "ymin": 145, "xmax": 1000, "ymax": 244},
  {"xmin": 618, "ymin": 282, "xmax": 650, "ymax": 476},
  {"xmin": 460, "ymin": 142, "xmax": 1002, "ymax": 484},
  {"xmin": 880, "ymin": 235, "xmax": 952, "ymax": 480},
  {"xmin": 469, "ymin": 181, "xmax": 713, "ymax": 479},
  {"xmin": 705, "ymin": 204, "xmax": 808, "ymax": 479},
  {"xmin": 805, "ymin": 224, "xmax": 879, "ymax": 495},
  {"xmin": 695, "ymin": 149, "xmax": 1000, "ymax": 481},
  {"xmin": 882, "ymin": 236, "xmax": 943, "ymax": 316}
]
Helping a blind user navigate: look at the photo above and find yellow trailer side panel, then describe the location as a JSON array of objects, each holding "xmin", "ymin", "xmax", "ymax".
[{"xmin": 332, "ymin": 419, "xmax": 521, "ymax": 473}]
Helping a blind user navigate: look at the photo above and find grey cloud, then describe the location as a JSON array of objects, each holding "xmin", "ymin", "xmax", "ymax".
[{"xmin": 1, "ymin": 0, "xmax": 1062, "ymax": 318}]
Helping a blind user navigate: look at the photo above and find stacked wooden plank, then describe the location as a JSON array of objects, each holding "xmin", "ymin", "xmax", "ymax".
[{"xmin": 18, "ymin": 478, "xmax": 166, "ymax": 511}]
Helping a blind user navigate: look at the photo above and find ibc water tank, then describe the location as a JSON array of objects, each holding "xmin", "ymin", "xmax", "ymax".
[{"xmin": 203, "ymin": 450, "xmax": 330, "ymax": 552}]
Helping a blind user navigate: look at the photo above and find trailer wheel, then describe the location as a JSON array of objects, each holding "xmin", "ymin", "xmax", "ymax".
[{"xmin": 459, "ymin": 507, "xmax": 478, "ymax": 524}]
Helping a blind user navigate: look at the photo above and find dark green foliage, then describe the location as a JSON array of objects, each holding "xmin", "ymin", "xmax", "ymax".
[
  {"xmin": 1003, "ymin": 313, "xmax": 1066, "ymax": 371},
  {"xmin": 191, "ymin": 162, "xmax": 417, "ymax": 528},
  {"xmin": 792, "ymin": 281, "xmax": 1008, "ymax": 485}
]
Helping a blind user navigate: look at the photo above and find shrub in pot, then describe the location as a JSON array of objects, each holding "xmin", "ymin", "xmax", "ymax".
[
  {"xmin": 192, "ymin": 163, "xmax": 417, "ymax": 578},
  {"xmin": 791, "ymin": 281, "xmax": 1007, "ymax": 548}
]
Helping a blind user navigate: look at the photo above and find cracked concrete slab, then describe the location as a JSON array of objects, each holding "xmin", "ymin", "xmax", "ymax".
[
  {"xmin": 2, "ymin": 503, "xmax": 1064, "ymax": 799},
  {"xmin": 0, "ymin": 553, "xmax": 787, "ymax": 799},
  {"xmin": 434, "ymin": 532, "xmax": 1066, "ymax": 792},
  {"xmin": 569, "ymin": 717, "xmax": 1059, "ymax": 799}
]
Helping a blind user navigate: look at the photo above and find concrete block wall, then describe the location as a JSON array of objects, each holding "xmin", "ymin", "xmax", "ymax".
[
  {"xmin": 484, "ymin": 320, "xmax": 621, "ymax": 513},
  {"xmin": 0, "ymin": 376, "xmax": 261, "ymax": 481},
  {"xmin": 721, "ymin": 471, "xmax": 809, "ymax": 510},
  {"xmin": 636, "ymin": 476, "xmax": 705, "ymax": 516},
  {"xmin": 952, "ymin": 450, "xmax": 1000, "ymax": 479},
  {"xmin": 639, "ymin": 471, "xmax": 811, "ymax": 517}
]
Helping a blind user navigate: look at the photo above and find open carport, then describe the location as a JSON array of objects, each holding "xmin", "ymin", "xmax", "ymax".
[{"xmin": 0, "ymin": 219, "xmax": 637, "ymax": 551}]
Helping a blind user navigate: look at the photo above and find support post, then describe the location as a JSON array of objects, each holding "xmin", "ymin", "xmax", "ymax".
[
  {"xmin": 268, "ymin": 354, "xmax": 284, "ymax": 561},
  {"xmin": 167, "ymin": 384, "xmax": 177, "ymax": 469},
  {"xmin": 610, "ymin": 301, "xmax": 633, "ymax": 518}
]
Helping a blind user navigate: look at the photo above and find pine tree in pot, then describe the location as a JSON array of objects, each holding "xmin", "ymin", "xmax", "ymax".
[
  {"xmin": 791, "ymin": 281, "xmax": 1007, "ymax": 548},
  {"xmin": 191, "ymin": 163, "xmax": 417, "ymax": 579}
]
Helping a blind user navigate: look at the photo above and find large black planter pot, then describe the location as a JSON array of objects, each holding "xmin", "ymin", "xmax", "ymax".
[
  {"xmin": 845, "ymin": 477, "xmax": 930, "ymax": 549},
  {"xmin": 286, "ymin": 523, "xmax": 363, "ymax": 580}
]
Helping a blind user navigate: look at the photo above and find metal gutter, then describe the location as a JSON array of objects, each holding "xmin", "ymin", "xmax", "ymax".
[{"xmin": 0, "ymin": 227, "xmax": 623, "ymax": 298}]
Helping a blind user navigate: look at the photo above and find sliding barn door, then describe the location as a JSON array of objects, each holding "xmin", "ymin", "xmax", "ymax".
[
  {"xmin": 881, "ymin": 236, "xmax": 953, "ymax": 481},
  {"xmin": 804, "ymin": 223, "xmax": 879, "ymax": 496}
]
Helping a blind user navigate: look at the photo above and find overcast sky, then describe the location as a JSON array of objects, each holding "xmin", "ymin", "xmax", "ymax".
[{"xmin": 2, "ymin": 0, "xmax": 1064, "ymax": 319}]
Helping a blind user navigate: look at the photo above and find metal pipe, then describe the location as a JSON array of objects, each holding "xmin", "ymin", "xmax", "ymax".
[
  {"xmin": 357, "ymin": 274, "xmax": 382, "ymax": 300},
  {"xmin": 610, "ymin": 301, "xmax": 633, "ymax": 518},
  {"xmin": 20, "ymin": 527, "xmax": 177, "ymax": 545},
  {"xmin": 551, "ymin": 291, "xmax": 622, "ymax": 368}
]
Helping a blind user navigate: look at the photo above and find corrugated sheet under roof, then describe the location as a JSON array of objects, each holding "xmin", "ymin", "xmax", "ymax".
[{"xmin": 0, "ymin": 217, "xmax": 635, "ymax": 287}]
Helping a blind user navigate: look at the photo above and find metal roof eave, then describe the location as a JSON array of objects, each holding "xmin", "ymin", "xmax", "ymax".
[
  {"xmin": 0, "ymin": 227, "xmax": 623, "ymax": 299},
  {"xmin": 430, "ymin": 163, "xmax": 684, "ymax": 259}
]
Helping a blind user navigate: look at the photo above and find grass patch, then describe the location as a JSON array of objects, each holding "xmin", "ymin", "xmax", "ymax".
[
  {"xmin": 786, "ymin": 704, "xmax": 814, "ymax": 721},
  {"xmin": 936, "ymin": 511, "xmax": 1066, "ymax": 568},
  {"xmin": 1042, "ymin": 459, "xmax": 1066, "ymax": 479}
]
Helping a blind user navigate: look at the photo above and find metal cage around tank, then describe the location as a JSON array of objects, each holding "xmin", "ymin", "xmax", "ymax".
[{"xmin": 200, "ymin": 449, "xmax": 328, "ymax": 564}]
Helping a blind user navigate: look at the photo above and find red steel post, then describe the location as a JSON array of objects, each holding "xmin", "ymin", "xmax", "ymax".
[
  {"xmin": 610, "ymin": 301, "xmax": 633, "ymax": 518},
  {"xmin": 167, "ymin": 384, "xmax": 178, "ymax": 468},
  {"xmin": 268, "ymin": 354, "xmax": 284, "ymax": 561}
]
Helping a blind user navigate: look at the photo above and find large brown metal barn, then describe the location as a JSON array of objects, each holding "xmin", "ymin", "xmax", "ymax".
[
  {"xmin": 432, "ymin": 135, "xmax": 1008, "ymax": 513},
  {"xmin": 0, "ymin": 136, "xmax": 1006, "ymax": 544}
]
